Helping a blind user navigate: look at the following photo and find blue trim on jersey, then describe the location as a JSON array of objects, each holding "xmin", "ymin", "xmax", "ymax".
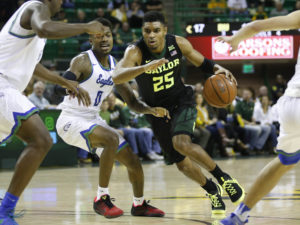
[
  {"xmin": 79, "ymin": 53, "xmax": 94, "ymax": 84},
  {"xmin": 277, "ymin": 149, "xmax": 300, "ymax": 165},
  {"xmin": 117, "ymin": 141, "xmax": 128, "ymax": 153},
  {"xmin": 80, "ymin": 124, "xmax": 98, "ymax": 152},
  {"xmin": 111, "ymin": 56, "xmax": 117, "ymax": 67},
  {"xmin": 0, "ymin": 107, "xmax": 39, "ymax": 145},
  {"xmin": 8, "ymin": 2, "xmax": 37, "ymax": 39},
  {"xmin": 8, "ymin": 31, "xmax": 36, "ymax": 39},
  {"xmin": 96, "ymin": 55, "xmax": 113, "ymax": 71}
]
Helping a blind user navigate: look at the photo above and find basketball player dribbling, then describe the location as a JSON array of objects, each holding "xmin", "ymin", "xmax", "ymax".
[
  {"xmin": 56, "ymin": 18, "xmax": 167, "ymax": 218},
  {"xmin": 0, "ymin": 1, "xmax": 104, "ymax": 224},
  {"xmin": 217, "ymin": 10, "xmax": 300, "ymax": 225},
  {"xmin": 112, "ymin": 11, "xmax": 245, "ymax": 217}
]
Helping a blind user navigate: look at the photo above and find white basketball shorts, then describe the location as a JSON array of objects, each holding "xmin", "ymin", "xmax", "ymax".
[
  {"xmin": 56, "ymin": 112, "xmax": 127, "ymax": 157},
  {"xmin": 0, "ymin": 87, "xmax": 38, "ymax": 144},
  {"xmin": 276, "ymin": 96, "xmax": 300, "ymax": 165}
]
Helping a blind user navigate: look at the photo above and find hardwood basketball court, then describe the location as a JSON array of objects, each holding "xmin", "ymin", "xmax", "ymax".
[{"xmin": 0, "ymin": 157, "xmax": 299, "ymax": 225}]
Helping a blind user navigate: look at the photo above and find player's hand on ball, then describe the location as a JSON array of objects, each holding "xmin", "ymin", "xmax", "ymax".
[
  {"xmin": 86, "ymin": 21, "xmax": 104, "ymax": 35},
  {"xmin": 144, "ymin": 58, "xmax": 169, "ymax": 72},
  {"xmin": 214, "ymin": 65, "xmax": 238, "ymax": 86},
  {"xmin": 216, "ymin": 36, "xmax": 240, "ymax": 53},
  {"xmin": 150, "ymin": 107, "xmax": 171, "ymax": 119}
]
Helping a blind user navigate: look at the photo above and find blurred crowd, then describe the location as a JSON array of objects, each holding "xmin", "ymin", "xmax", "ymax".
[{"xmin": 207, "ymin": 0, "xmax": 298, "ymax": 21}]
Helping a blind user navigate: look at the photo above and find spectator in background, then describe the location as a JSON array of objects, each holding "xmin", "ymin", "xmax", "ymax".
[
  {"xmin": 235, "ymin": 88, "xmax": 271, "ymax": 152},
  {"xmin": 272, "ymin": 74, "xmax": 287, "ymax": 104},
  {"xmin": 207, "ymin": 0, "xmax": 227, "ymax": 14},
  {"xmin": 253, "ymin": 95, "xmax": 278, "ymax": 153},
  {"xmin": 114, "ymin": 22, "xmax": 137, "ymax": 58},
  {"xmin": 252, "ymin": 4, "xmax": 268, "ymax": 20},
  {"xmin": 227, "ymin": 0, "xmax": 248, "ymax": 18},
  {"xmin": 96, "ymin": 8, "xmax": 121, "ymax": 34},
  {"xmin": 63, "ymin": 0, "xmax": 75, "ymax": 8},
  {"xmin": 116, "ymin": 22, "xmax": 137, "ymax": 46},
  {"xmin": 107, "ymin": 93, "xmax": 151, "ymax": 159},
  {"xmin": 111, "ymin": 3, "xmax": 128, "ymax": 23},
  {"xmin": 44, "ymin": 63, "xmax": 64, "ymax": 105},
  {"xmin": 100, "ymin": 99, "xmax": 111, "ymax": 124},
  {"xmin": 294, "ymin": 0, "xmax": 300, "ymax": 11},
  {"xmin": 122, "ymin": 93, "xmax": 163, "ymax": 161},
  {"xmin": 76, "ymin": 9, "xmax": 86, "ymax": 23},
  {"xmin": 107, "ymin": 0, "xmax": 129, "ymax": 12},
  {"xmin": 127, "ymin": 1, "xmax": 144, "ymax": 28},
  {"xmin": 28, "ymin": 81, "xmax": 53, "ymax": 110},
  {"xmin": 255, "ymin": 85, "xmax": 269, "ymax": 108},
  {"xmin": 194, "ymin": 94, "xmax": 211, "ymax": 149},
  {"xmin": 194, "ymin": 82, "xmax": 203, "ymax": 95},
  {"xmin": 56, "ymin": 10, "xmax": 68, "ymax": 23},
  {"xmin": 270, "ymin": 1, "xmax": 289, "ymax": 17},
  {"xmin": 145, "ymin": 0, "xmax": 163, "ymax": 12}
]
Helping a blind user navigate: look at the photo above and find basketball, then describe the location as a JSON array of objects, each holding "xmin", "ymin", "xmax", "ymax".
[{"xmin": 203, "ymin": 74, "xmax": 237, "ymax": 108}]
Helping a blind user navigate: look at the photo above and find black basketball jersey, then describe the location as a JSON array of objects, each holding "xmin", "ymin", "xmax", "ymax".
[{"xmin": 135, "ymin": 34, "xmax": 191, "ymax": 107}]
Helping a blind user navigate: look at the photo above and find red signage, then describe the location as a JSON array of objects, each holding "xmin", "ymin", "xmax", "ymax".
[{"xmin": 212, "ymin": 36, "xmax": 294, "ymax": 60}]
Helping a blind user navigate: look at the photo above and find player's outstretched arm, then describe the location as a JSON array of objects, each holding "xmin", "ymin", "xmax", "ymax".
[
  {"xmin": 28, "ymin": 3, "xmax": 104, "ymax": 39},
  {"xmin": 217, "ymin": 10, "xmax": 300, "ymax": 52},
  {"xmin": 176, "ymin": 36, "xmax": 236, "ymax": 84},
  {"xmin": 112, "ymin": 45, "xmax": 168, "ymax": 84},
  {"xmin": 115, "ymin": 83, "xmax": 170, "ymax": 119},
  {"xmin": 33, "ymin": 63, "xmax": 79, "ymax": 93}
]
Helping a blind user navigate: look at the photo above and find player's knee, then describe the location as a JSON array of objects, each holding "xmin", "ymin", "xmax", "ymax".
[
  {"xmin": 103, "ymin": 132, "xmax": 119, "ymax": 149},
  {"xmin": 32, "ymin": 133, "xmax": 53, "ymax": 153},
  {"xmin": 172, "ymin": 138, "xmax": 190, "ymax": 155}
]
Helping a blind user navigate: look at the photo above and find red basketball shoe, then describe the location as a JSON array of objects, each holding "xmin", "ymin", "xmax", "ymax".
[
  {"xmin": 93, "ymin": 195, "xmax": 123, "ymax": 218},
  {"xmin": 131, "ymin": 201, "xmax": 165, "ymax": 217}
]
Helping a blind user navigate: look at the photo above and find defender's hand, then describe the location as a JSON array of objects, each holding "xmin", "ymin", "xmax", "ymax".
[
  {"xmin": 86, "ymin": 21, "xmax": 104, "ymax": 35},
  {"xmin": 216, "ymin": 36, "xmax": 240, "ymax": 53},
  {"xmin": 63, "ymin": 80, "xmax": 91, "ymax": 106},
  {"xmin": 214, "ymin": 65, "xmax": 238, "ymax": 86},
  {"xmin": 149, "ymin": 107, "xmax": 171, "ymax": 119},
  {"xmin": 144, "ymin": 58, "xmax": 169, "ymax": 72}
]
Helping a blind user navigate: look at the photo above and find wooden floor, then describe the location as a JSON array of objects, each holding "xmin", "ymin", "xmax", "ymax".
[{"xmin": 0, "ymin": 157, "xmax": 299, "ymax": 225}]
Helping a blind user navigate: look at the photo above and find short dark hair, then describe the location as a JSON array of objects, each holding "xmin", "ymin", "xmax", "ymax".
[
  {"xmin": 143, "ymin": 11, "xmax": 166, "ymax": 25},
  {"xmin": 94, "ymin": 18, "xmax": 112, "ymax": 31}
]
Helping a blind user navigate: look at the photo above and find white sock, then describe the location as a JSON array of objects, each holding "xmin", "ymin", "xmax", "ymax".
[
  {"xmin": 96, "ymin": 186, "xmax": 109, "ymax": 201},
  {"xmin": 133, "ymin": 196, "xmax": 144, "ymax": 207},
  {"xmin": 234, "ymin": 203, "xmax": 250, "ymax": 222}
]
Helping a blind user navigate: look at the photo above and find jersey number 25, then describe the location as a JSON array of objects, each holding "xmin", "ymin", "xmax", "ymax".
[{"xmin": 153, "ymin": 71, "xmax": 174, "ymax": 92}]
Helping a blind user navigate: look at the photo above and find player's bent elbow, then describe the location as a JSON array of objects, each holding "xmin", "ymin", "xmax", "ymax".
[{"xmin": 35, "ymin": 27, "xmax": 50, "ymax": 38}]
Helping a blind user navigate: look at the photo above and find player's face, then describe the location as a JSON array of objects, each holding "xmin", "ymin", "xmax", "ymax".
[
  {"xmin": 49, "ymin": 0, "xmax": 63, "ymax": 15},
  {"xmin": 142, "ymin": 22, "xmax": 167, "ymax": 52},
  {"xmin": 90, "ymin": 26, "xmax": 113, "ymax": 55}
]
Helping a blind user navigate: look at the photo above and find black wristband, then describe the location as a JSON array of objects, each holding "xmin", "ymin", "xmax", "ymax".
[
  {"xmin": 198, "ymin": 58, "xmax": 215, "ymax": 75},
  {"xmin": 63, "ymin": 71, "xmax": 77, "ymax": 80},
  {"xmin": 54, "ymin": 71, "xmax": 78, "ymax": 96}
]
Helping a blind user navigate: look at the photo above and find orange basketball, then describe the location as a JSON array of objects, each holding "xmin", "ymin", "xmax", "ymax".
[{"xmin": 203, "ymin": 74, "xmax": 237, "ymax": 108}]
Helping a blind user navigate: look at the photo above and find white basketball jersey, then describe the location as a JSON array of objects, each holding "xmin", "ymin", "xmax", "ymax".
[
  {"xmin": 58, "ymin": 50, "xmax": 116, "ymax": 115},
  {"xmin": 287, "ymin": 48, "xmax": 300, "ymax": 88},
  {"xmin": 0, "ymin": 0, "xmax": 46, "ymax": 92}
]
